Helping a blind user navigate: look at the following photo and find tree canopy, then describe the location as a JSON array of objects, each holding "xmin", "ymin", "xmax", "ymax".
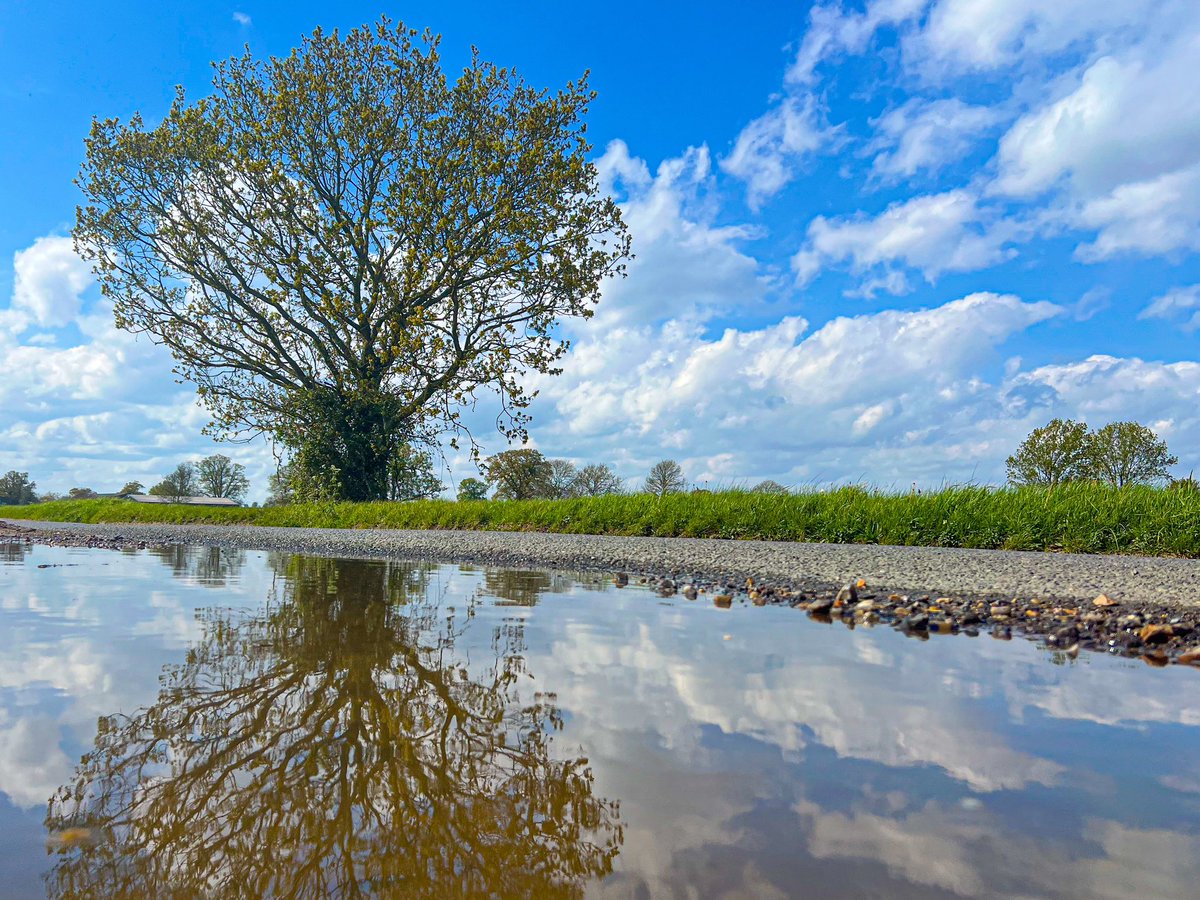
[
  {"xmin": 1005, "ymin": 419, "xmax": 1092, "ymax": 486},
  {"xmin": 457, "ymin": 476, "xmax": 490, "ymax": 501},
  {"xmin": 644, "ymin": 459, "xmax": 687, "ymax": 496},
  {"xmin": 75, "ymin": 19, "xmax": 629, "ymax": 502},
  {"xmin": 1007, "ymin": 418, "xmax": 1178, "ymax": 487},
  {"xmin": 196, "ymin": 454, "xmax": 249, "ymax": 501},
  {"xmin": 0, "ymin": 471, "xmax": 37, "ymax": 505},
  {"xmin": 485, "ymin": 448, "xmax": 554, "ymax": 500},
  {"xmin": 1087, "ymin": 421, "xmax": 1178, "ymax": 487},
  {"xmin": 149, "ymin": 462, "xmax": 199, "ymax": 501}
]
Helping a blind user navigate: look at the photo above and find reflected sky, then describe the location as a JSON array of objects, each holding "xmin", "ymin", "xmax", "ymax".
[{"xmin": 1, "ymin": 544, "xmax": 1198, "ymax": 898}]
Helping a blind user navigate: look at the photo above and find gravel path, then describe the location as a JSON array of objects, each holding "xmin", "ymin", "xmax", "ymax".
[{"xmin": 8, "ymin": 518, "xmax": 1200, "ymax": 607}]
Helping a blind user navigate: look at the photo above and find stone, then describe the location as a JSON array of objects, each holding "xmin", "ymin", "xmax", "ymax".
[
  {"xmin": 681, "ymin": 585, "xmax": 698, "ymax": 601},
  {"xmin": 614, "ymin": 572, "xmax": 629, "ymax": 587},
  {"xmin": 928, "ymin": 619, "xmax": 954, "ymax": 634},
  {"xmin": 1093, "ymin": 594, "xmax": 1118, "ymax": 607},
  {"xmin": 835, "ymin": 583, "xmax": 858, "ymax": 605},
  {"xmin": 808, "ymin": 597, "xmax": 834, "ymax": 615},
  {"xmin": 990, "ymin": 605, "xmax": 1011, "ymax": 618},
  {"xmin": 1177, "ymin": 647, "xmax": 1200, "ymax": 666},
  {"xmin": 904, "ymin": 613, "xmax": 929, "ymax": 632},
  {"xmin": 1139, "ymin": 624, "xmax": 1175, "ymax": 645},
  {"xmin": 750, "ymin": 590, "xmax": 767, "ymax": 607},
  {"xmin": 713, "ymin": 594, "xmax": 733, "ymax": 609}
]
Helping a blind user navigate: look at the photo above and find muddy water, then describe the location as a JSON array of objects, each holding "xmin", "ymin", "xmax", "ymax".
[{"xmin": 1, "ymin": 542, "xmax": 1198, "ymax": 898}]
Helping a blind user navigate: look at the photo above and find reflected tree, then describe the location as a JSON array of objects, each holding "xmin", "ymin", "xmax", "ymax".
[
  {"xmin": 0, "ymin": 539, "xmax": 31, "ymax": 564},
  {"xmin": 45, "ymin": 556, "xmax": 622, "ymax": 897},
  {"xmin": 149, "ymin": 545, "xmax": 248, "ymax": 586}
]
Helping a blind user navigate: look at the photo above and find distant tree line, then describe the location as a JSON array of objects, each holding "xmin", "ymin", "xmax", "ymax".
[
  {"xmin": 0, "ymin": 455, "xmax": 251, "ymax": 506},
  {"xmin": 1006, "ymin": 419, "xmax": 1179, "ymax": 487}
]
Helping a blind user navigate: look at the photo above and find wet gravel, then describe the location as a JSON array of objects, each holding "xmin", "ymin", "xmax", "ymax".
[{"xmin": 6, "ymin": 518, "xmax": 1200, "ymax": 668}]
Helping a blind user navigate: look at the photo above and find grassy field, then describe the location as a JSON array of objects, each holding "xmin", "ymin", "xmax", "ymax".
[{"xmin": 3, "ymin": 483, "xmax": 1199, "ymax": 556}]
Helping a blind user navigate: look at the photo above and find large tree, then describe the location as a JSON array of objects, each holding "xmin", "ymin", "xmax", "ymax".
[
  {"xmin": 75, "ymin": 19, "xmax": 630, "ymax": 502},
  {"xmin": 196, "ymin": 454, "xmax": 250, "ymax": 500}
]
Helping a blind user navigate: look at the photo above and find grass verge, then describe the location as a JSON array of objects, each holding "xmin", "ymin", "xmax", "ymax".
[{"xmin": 3, "ymin": 484, "xmax": 1200, "ymax": 557}]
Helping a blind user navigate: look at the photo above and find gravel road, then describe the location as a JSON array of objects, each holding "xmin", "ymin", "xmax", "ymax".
[{"xmin": 8, "ymin": 518, "xmax": 1200, "ymax": 607}]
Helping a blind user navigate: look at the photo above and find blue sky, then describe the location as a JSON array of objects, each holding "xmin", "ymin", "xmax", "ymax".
[{"xmin": 3, "ymin": 0, "xmax": 1200, "ymax": 499}]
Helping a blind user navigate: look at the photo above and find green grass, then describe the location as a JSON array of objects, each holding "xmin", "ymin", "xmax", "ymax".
[{"xmin": 4, "ymin": 483, "xmax": 1200, "ymax": 556}]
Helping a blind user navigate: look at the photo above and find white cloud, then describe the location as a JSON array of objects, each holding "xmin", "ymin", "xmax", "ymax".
[
  {"xmin": 993, "ymin": 26, "xmax": 1200, "ymax": 259},
  {"xmin": 868, "ymin": 98, "xmax": 1002, "ymax": 181},
  {"xmin": 1, "ymin": 234, "xmax": 276, "ymax": 498},
  {"xmin": 1140, "ymin": 284, "xmax": 1200, "ymax": 330},
  {"xmin": 538, "ymin": 288, "xmax": 1062, "ymax": 486},
  {"xmin": 232, "ymin": 11, "xmax": 251, "ymax": 26},
  {"xmin": 720, "ymin": 97, "xmax": 831, "ymax": 209},
  {"xmin": 11, "ymin": 235, "xmax": 92, "ymax": 328},
  {"xmin": 792, "ymin": 189, "xmax": 1017, "ymax": 286},
  {"xmin": 996, "ymin": 41, "xmax": 1200, "ymax": 199},
  {"xmin": 788, "ymin": 0, "xmax": 928, "ymax": 85},
  {"xmin": 907, "ymin": 0, "xmax": 1162, "ymax": 75},
  {"xmin": 1073, "ymin": 163, "xmax": 1200, "ymax": 261}
]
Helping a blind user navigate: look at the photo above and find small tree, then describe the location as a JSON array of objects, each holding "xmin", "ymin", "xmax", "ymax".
[
  {"xmin": 68, "ymin": 487, "xmax": 99, "ymax": 500},
  {"xmin": 457, "ymin": 478, "xmax": 490, "ymax": 501},
  {"xmin": 547, "ymin": 460, "xmax": 579, "ymax": 499},
  {"xmin": 118, "ymin": 481, "xmax": 145, "ymax": 496},
  {"xmin": 386, "ymin": 445, "xmax": 443, "ymax": 501},
  {"xmin": 751, "ymin": 479, "xmax": 789, "ymax": 494},
  {"xmin": 1006, "ymin": 419, "xmax": 1092, "ymax": 486},
  {"xmin": 0, "ymin": 471, "xmax": 37, "ymax": 505},
  {"xmin": 573, "ymin": 464, "xmax": 622, "ymax": 497},
  {"xmin": 150, "ymin": 463, "xmax": 199, "ymax": 502},
  {"xmin": 644, "ymin": 460, "xmax": 686, "ymax": 497},
  {"xmin": 485, "ymin": 449, "xmax": 554, "ymax": 501},
  {"xmin": 197, "ymin": 455, "xmax": 250, "ymax": 501},
  {"xmin": 1087, "ymin": 422, "xmax": 1177, "ymax": 487}
]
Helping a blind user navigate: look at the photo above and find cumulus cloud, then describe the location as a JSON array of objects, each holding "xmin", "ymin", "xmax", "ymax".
[
  {"xmin": 792, "ymin": 189, "xmax": 1018, "ymax": 287},
  {"xmin": 1, "ymin": 234, "xmax": 275, "ymax": 497},
  {"xmin": 992, "ymin": 23, "xmax": 1200, "ymax": 259},
  {"xmin": 538, "ymin": 286, "xmax": 1062, "ymax": 486},
  {"xmin": 11, "ymin": 235, "xmax": 92, "ymax": 328}
]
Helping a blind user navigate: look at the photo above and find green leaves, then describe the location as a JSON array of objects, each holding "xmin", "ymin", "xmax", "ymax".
[
  {"xmin": 1007, "ymin": 418, "xmax": 1178, "ymax": 487},
  {"xmin": 75, "ymin": 18, "xmax": 630, "ymax": 500}
]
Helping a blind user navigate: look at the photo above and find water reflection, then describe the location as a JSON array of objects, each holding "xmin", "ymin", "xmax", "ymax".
[
  {"xmin": 148, "ymin": 544, "xmax": 247, "ymax": 587},
  {"xmin": 45, "ymin": 557, "xmax": 622, "ymax": 898},
  {"xmin": 0, "ymin": 538, "xmax": 30, "ymax": 565},
  {"xmin": 3, "ymin": 547, "xmax": 1199, "ymax": 898}
]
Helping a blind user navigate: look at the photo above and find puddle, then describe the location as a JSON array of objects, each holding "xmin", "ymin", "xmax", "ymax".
[{"xmin": 1, "ymin": 543, "xmax": 1198, "ymax": 898}]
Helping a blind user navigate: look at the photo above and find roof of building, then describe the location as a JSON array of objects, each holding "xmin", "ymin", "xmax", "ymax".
[{"xmin": 126, "ymin": 494, "xmax": 241, "ymax": 507}]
